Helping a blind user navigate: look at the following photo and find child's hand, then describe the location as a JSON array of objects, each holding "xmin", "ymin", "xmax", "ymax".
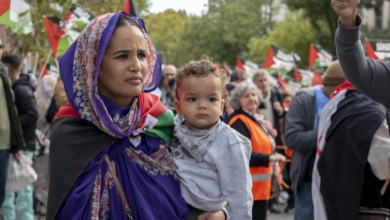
[
  {"xmin": 197, "ymin": 210, "xmax": 226, "ymax": 220},
  {"xmin": 270, "ymin": 153, "xmax": 286, "ymax": 162}
]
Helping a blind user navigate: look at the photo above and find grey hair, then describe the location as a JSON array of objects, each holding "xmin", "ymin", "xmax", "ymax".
[
  {"xmin": 252, "ymin": 69, "xmax": 269, "ymax": 84},
  {"xmin": 230, "ymin": 81, "xmax": 262, "ymax": 110}
]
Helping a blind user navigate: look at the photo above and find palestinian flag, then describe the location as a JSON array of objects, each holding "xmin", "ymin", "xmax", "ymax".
[
  {"xmin": 293, "ymin": 69, "xmax": 303, "ymax": 83},
  {"xmin": 263, "ymin": 44, "xmax": 300, "ymax": 72},
  {"xmin": 294, "ymin": 69, "xmax": 312, "ymax": 86},
  {"xmin": 236, "ymin": 57, "xmax": 259, "ymax": 79},
  {"xmin": 124, "ymin": 0, "xmax": 140, "ymax": 17},
  {"xmin": 65, "ymin": 3, "xmax": 95, "ymax": 31},
  {"xmin": 365, "ymin": 39, "xmax": 390, "ymax": 60},
  {"xmin": 43, "ymin": 16, "xmax": 79, "ymax": 58},
  {"xmin": 39, "ymin": 61, "xmax": 59, "ymax": 79},
  {"xmin": 312, "ymin": 70, "xmax": 322, "ymax": 86},
  {"xmin": 0, "ymin": 0, "xmax": 32, "ymax": 34},
  {"xmin": 313, "ymin": 86, "xmax": 386, "ymax": 220},
  {"xmin": 277, "ymin": 75, "xmax": 288, "ymax": 91},
  {"xmin": 309, "ymin": 44, "xmax": 335, "ymax": 69}
]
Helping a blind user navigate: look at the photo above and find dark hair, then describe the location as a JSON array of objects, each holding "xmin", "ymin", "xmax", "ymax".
[
  {"xmin": 116, "ymin": 15, "xmax": 142, "ymax": 31},
  {"xmin": 282, "ymin": 92, "xmax": 293, "ymax": 100},
  {"xmin": 1, "ymin": 54, "xmax": 21, "ymax": 69},
  {"xmin": 175, "ymin": 58, "xmax": 223, "ymax": 96},
  {"xmin": 225, "ymin": 83, "xmax": 236, "ymax": 92},
  {"xmin": 230, "ymin": 70, "xmax": 244, "ymax": 82}
]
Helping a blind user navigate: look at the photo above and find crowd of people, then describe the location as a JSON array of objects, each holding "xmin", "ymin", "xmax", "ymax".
[{"xmin": 0, "ymin": 0, "xmax": 389, "ymax": 219}]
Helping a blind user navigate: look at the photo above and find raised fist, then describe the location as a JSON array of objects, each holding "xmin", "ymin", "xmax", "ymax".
[{"xmin": 332, "ymin": 0, "xmax": 360, "ymax": 19}]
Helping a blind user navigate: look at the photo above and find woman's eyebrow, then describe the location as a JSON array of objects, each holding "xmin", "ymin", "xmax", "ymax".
[{"xmin": 113, "ymin": 50, "xmax": 131, "ymax": 55}]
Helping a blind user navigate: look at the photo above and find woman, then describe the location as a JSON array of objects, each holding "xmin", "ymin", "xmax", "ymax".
[
  {"xmin": 35, "ymin": 73, "xmax": 57, "ymax": 137},
  {"xmin": 48, "ymin": 12, "xmax": 225, "ymax": 220},
  {"xmin": 228, "ymin": 82, "xmax": 285, "ymax": 220}
]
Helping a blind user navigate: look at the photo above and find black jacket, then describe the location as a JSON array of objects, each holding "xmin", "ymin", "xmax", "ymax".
[
  {"xmin": 259, "ymin": 89, "xmax": 285, "ymax": 146},
  {"xmin": 0, "ymin": 62, "xmax": 25, "ymax": 153},
  {"xmin": 12, "ymin": 73, "xmax": 38, "ymax": 151},
  {"xmin": 317, "ymin": 90, "xmax": 389, "ymax": 219},
  {"xmin": 48, "ymin": 115, "xmax": 114, "ymax": 220}
]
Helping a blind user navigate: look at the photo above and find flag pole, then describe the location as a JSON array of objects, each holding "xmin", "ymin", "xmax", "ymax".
[
  {"xmin": 37, "ymin": 50, "xmax": 53, "ymax": 82},
  {"xmin": 54, "ymin": 57, "xmax": 59, "ymax": 71}
]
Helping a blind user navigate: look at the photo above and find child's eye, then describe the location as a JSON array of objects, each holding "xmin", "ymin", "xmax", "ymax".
[
  {"xmin": 116, "ymin": 54, "xmax": 128, "ymax": 59},
  {"xmin": 208, "ymin": 97, "xmax": 217, "ymax": 102},
  {"xmin": 187, "ymin": 97, "xmax": 196, "ymax": 102}
]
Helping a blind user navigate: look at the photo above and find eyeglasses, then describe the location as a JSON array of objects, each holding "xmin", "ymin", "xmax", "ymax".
[
  {"xmin": 164, "ymin": 73, "xmax": 175, "ymax": 77},
  {"xmin": 0, "ymin": 44, "xmax": 3, "ymax": 49}
]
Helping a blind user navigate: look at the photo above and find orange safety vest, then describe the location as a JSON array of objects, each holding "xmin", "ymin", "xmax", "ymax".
[{"xmin": 229, "ymin": 114, "xmax": 273, "ymax": 201}]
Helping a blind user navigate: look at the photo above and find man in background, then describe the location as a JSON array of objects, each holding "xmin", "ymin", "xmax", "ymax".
[
  {"xmin": 2, "ymin": 54, "xmax": 37, "ymax": 220},
  {"xmin": 0, "ymin": 40, "xmax": 25, "ymax": 217}
]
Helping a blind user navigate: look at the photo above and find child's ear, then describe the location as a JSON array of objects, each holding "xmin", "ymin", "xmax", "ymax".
[
  {"xmin": 174, "ymin": 99, "xmax": 182, "ymax": 115},
  {"xmin": 220, "ymin": 99, "xmax": 225, "ymax": 115}
]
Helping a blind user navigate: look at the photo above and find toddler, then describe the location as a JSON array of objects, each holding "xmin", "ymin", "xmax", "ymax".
[{"xmin": 170, "ymin": 59, "xmax": 253, "ymax": 219}]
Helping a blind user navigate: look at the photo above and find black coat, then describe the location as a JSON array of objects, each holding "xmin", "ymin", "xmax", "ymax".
[
  {"xmin": 0, "ymin": 62, "xmax": 25, "ymax": 153},
  {"xmin": 259, "ymin": 89, "xmax": 285, "ymax": 146},
  {"xmin": 317, "ymin": 90, "xmax": 389, "ymax": 219},
  {"xmin": 12, "ymin": 74, "xmax": 38, "ymax": 151}
]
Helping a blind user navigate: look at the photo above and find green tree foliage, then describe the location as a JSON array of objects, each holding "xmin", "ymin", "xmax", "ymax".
[
  {"xmin": 143, "ymin": 9, "xmax": 188, "ymax": 66},
  {"xmin": 246, "ymin": 11, "xmax": 320, "ymax": 68},
  {"xmin": 176, "ymin": 0, "xmax": 273, "ymax": 66},
  {"xmin": 7, "ymin": 0, "xmax": 150, "ymax": 60},
  {"xmin": 284, "ymin": 0, "xmax": 385, "ymax": 53}
]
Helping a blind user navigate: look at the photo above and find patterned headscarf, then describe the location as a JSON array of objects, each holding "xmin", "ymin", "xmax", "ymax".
[{"xmin": 59, "ymin": 12, "xmax": 162, "ymax": 138}]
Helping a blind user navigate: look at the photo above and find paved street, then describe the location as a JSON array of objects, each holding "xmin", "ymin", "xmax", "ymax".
[{"xmin": 269, "ymin": 213, "xmax": 294, "ymax": 220}]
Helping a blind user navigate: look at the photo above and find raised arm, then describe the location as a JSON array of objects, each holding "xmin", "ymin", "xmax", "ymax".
[{"xmin": 333, "ymin": 0, "xmax": 390, "ymax": 110}]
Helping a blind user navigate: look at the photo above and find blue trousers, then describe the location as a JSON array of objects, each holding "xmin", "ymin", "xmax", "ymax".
[
  {"xmin": 2, "ymin": 151, "xmax": 34, "ymax": 220},
  {"xmin": 0, "ymin": 149, "xmax": 10, "ymax": 206},
  {"xmin": 294, "ymin": 181, "xmax": 314, "ymax": 220}
]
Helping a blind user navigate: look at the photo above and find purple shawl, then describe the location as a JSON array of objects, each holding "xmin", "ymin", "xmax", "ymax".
[{"xmin": 54, "ymin": 12, "xmax": 187, "ymax": 219}]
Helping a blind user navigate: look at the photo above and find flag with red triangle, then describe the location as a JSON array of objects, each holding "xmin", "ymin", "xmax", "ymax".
[
  {"xmin": 293, "ymin": 69, "xmax": 303, "ymax": 83},
  {"xmin": 236, "ymin": 57, "xmax": 245, "ymax": 71},
  {"xmin": 309, "ymin": 44, "xmax": 334, "ymax": 69},
  {"xmin": 312, "ymin": 70, "xmax": 323, "ymax": 86},
  {"xmin": 65, "ymin": 3, "xmax": 95, "ymax": 31},
  {"xmin": 293, "ymin": 69, "xmax": 315, "ymax": 87},
  {"xmin": 0, "ymin": 0, "xmax": 32, "ymax": 34},
  {"xmin": 277, "ymin": 75, "xmax": 288, "ymax": 91},
  {"xmin": 39, "ymin": 61, "xmax": 49, "ymax": 79},
  {"xmin": 236, "ymin": 57, "xmax": 259, "ymax": 78},
  {"xmin": 39, "ymin": 61, "xmax": 59, "ymax": 80},
  {"xmin": 365, "ymin": 39, "xmax": 390, "ymax": 60},
  {"xmin": 263, "ymin": 44, "xmax": 300, "ymax": 72}
]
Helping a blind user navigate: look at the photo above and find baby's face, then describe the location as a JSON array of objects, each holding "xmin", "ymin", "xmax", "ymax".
[{"xmin": 175, "ymin": 75, "xmax": 224, "ymax": 130}]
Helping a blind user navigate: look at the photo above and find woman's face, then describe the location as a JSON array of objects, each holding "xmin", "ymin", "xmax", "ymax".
[
  {"xmin": 98, "ymin": 25, "xmax": 148, "ymax": 107},
  {"xmin": 239, "ymin": 88, "xmax": 259, "ymax": 113}
]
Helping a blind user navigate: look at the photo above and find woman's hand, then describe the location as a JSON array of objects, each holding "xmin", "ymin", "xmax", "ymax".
[
  {"xmin": 197, "ymin": 210, "xmax": 226, "ymax": 220},
  {"xmin": 270, "ymin": 153, "xmax": 286, "ymax": 162}
]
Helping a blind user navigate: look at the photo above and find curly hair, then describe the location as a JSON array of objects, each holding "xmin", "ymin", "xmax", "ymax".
[{"xmin": 175, "ymin": 58, "xmax": 223, "ymax": 96}]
